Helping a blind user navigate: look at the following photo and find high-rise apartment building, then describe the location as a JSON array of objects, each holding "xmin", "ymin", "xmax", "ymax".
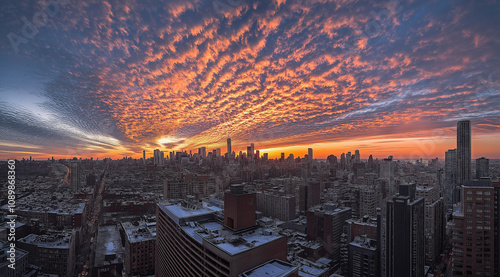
[
  {"xmin": 156, "ymin": 185, "xmax": 287, "ymax": 276},
  {"xmin": 355, "ymin": 150, "xmax": 360, "ymax": 163},
  {"xmin": 121, "ymin": 221, "xmax": 156, "ymax": 276},
  {"xmin": 385, "ymin": 184, "xmax": 425, "ymax": 277},
  {"xmin": 348, "ymin": 236, "xmax": 379, "ymax": 277},
  {"xmin": 452, "ymin": 178, "xmax": 499, "ymax": 277},
  {"xmin": 457, "ymin": 120, "xmax": 471, "ymax": 185},
  {"xmin": 154, "ymin": 149, "xmax": 164, "ymax": 166},
  {"xmin": 308, "ymin": 148, "xmax": 313, "ymax": 161},
  {"xmin": 415, "ymin": 185, "xmax": 446, "ymax": 264},
  {"xmin": 380, "ymin": 157, "xmax": 395, "ymax": 196},
  {"xmin": 307, "ymin": 203, "xmax": 352, "ymax": 268},
  {"xmin": 359, "ymin": 187, "xmax": 377, "ymax": 218},
  {"xmin": 198, "ymin": 147, "xmax": 207, "ymax": 159},
  {"xmin": 256, "ymin": 192, "xmax": 296, "ymax": 222},
  {"xmin": 445, "ymin": 149, "xmax": 458, "ymax": 210},
  {"xmin": 476, "ymin": 157, "xmax": 490, "ymax": 179}
]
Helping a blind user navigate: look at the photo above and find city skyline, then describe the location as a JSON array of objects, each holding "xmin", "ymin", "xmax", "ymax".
[{"xmin": 1, "ymin": 0, "xmax": 499, "ymax": 160}]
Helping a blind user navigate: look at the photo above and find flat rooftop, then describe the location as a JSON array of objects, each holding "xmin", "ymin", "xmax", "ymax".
[
  {"xmin": 121, "ymin": 221, "xmax": 156, "ymax": 243},
  {"xmin": 159, "ymin": 202, "xmax": 222, "ymax": 225},
  {"xmin": 239, "ymin": 259, "xmax": 298, "ymax": 277},
  {"xmin": 18, "ymin": 232, "xmax": 73, "ymax": 249},
  {"xmin": 159, "ymin": 202, "xmax": 283, "ymax": 256},
  {"xmin": 95, "ymin": 225, "xmax": 123, "ymax": 267}
]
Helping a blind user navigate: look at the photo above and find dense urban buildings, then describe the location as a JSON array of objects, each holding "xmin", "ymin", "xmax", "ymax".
[{"xmin": 0, "ymin": 119, "xmax": 498, "ymax": 276}]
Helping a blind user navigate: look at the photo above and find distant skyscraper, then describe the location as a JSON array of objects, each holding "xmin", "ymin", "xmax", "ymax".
[
  {"xmin": 250, "ymin": 143, "xmax": 255, "ymax": 158},
  {"xmin": 70, "ymin": 158, "xmax": 80, "ymax": 192},
  {"xmin": 457, "ymin": 120, "xmax": 471, "ymax": 185},
  {"xmin": 367, "ymin": 154, "xmax": 374, "ymax": 171},
  {"xmin": 341, "ymin": 153, "xmax": 346, "ymax": 170},
  {"xmin": 227, "ymin": 137, "xmax": 232, "ymax": 158},
  {"xmin": 216, "ymin": 148, "xmax": 221, "ymax": 157},
  {"xmin": 386, "ymin": 184, "xmax": 425, "ymax": 277},
  {"xmin": 263, "ymin": 153, "xmax": 268, "ymax": 161},
  {"xmin": 355, "ymin": 150, "xmax": 360, "ymax": 163},
  {"xmin": 198, "ymin": 147, "xmax": 206, "ymax": 159},
  {"xmin": 154, "ymin": 149, "xmax": 164, "ymax": 165},
  {"xmin": 308, "ymin": 148, "xmax": 313, "ymax": 161},
  {"xmin": 380, "ymin": 157, "xmax": 395, "ymax": 196},
  {"xmin": 142, "ymin": 150, "xmax": 146, "ymax": 165},
  {"xmin": 476, "ymin": 157, "xmax": 489, "ymax": 179}
]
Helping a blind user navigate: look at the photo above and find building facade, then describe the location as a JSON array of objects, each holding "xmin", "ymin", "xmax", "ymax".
[
  {"xmin": 385, "ymin": 184, "xmax": 425, "ymax": 277},
  {"xmin": 452, "ymin": 179, "xmax": 498, "ymax": 276}
]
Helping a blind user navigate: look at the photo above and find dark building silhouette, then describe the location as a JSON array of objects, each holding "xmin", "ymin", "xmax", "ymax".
[
  {"xmin": 457, "ymin": 120, "xmax": 471, "ymax": 185},
  {"xmin": 385, "ymin": 184, "xmax": 425, "ymax": 277},
  {"xmin": 476, "ymin": 157, "xmax": 489, "ymax": 179},
  {"xmin": 224, "ymin": 184, "xmax": 256, "ymax": 231}
]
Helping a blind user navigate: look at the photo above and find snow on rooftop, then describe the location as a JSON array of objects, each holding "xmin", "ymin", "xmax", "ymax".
[{"xmin": 240, "ymin": 259, "xmax": 297, "ymax": 277}]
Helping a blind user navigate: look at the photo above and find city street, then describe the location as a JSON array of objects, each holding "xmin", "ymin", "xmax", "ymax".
[{"xmin": 77, "ymin": 166, "xmax": 107, "ymax": 277}]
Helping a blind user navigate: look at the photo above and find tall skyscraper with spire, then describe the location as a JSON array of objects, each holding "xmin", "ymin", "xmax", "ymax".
[
  {"xmin": 227, "ymin": 132, "xmax": 232, "ymax": 159},
  {"xmin": 457, "ymin": 120, "xmax": 471, "ymax": 185}
]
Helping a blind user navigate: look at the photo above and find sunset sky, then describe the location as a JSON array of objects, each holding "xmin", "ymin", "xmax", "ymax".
[{"xmin": 1, "ymin": 0, "xmax": 499, "ymax": 160}]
